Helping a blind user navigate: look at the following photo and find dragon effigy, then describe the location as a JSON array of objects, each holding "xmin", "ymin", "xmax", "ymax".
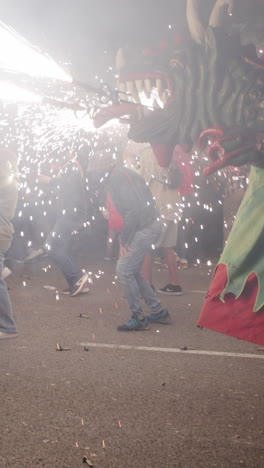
[{"xmin": 94, "ymin": 0, "xmax": 264, "ymax": 345}]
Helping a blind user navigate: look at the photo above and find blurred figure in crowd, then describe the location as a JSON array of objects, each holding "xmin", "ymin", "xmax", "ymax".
[
  {"xmin": 124, "ymin": 141, "xmax": 183, "ymax": 295},
  {"xmin": 173, "ymin": 144, "xmax": 195, "ymax": 268},
  {"xmin": 39, "ymin": 152, "xmax": 89, "ymax": 296},
  {"xmin": 0, "ymin": 148, "xmax": 19, "ymax": 339}
]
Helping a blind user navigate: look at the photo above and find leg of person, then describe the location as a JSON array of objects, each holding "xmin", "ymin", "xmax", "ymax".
[
  {"xmin": 0, "ymin": 251, "xmax": 18, "ymax": 339},
  {"xmin": 141, "ymin": 251, "xmax": 153, "ymax": 286},
  {"xmin": 175, "ymin": 220, "xmax": 185, "ymax": 259},
  {"xmin": 158, "ymin": 247, "xmax": 183, "ymax": 295},
  {"xmin": 135, "ymin": 272, "xmax": 171, "ymax": 324},
  {"xmin": 7, "ymin": 216, "xmax": 28, "ymax": 261},
  {"xmin": 165, "ymin": 247, "xmax": 179, "ymax": 285},
  {"xmin": 116, "ymin": 246, "xmax": 149, "ymax": 331},
  {"xmin": 116, "ymin": 220, "xmax": 170, "ymax": 330},
  {"xmin": 157, "ymin": 222, "xmax": 183, "ymax": 295},
  {"xmin": 45, "ymin": 217, "xmax": 89, "ymax": 296},
  {"xmin": 175, "ymin": 221, "xmax": 189, "ymax": 268}
]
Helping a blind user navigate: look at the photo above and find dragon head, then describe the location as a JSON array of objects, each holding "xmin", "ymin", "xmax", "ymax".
[
  {"xmin": 93, "ymin": 36, "xmax": 192, "ymax": 167},
  {"xmin": 93, "ymin": 1, "xmax": 264, "ymax": 172}
]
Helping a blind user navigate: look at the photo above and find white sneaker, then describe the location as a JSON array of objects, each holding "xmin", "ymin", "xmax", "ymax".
[
  {"xmin": 0, "ymin": 332, "xmax": 18, "ymax": 339},
  {"xmin": 3, "ymin": 267, "xmax": 12, "ymax": 279},
  {"xmin": 70, "ymin": 274, "xmax": 89, "ymax": 297},
  {"xmin": 24, "ymin": 248, "xmax": 44, "ymax": 261}
]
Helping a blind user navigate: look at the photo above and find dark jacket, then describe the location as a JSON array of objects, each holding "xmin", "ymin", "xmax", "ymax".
[
  {"xmin": 107, "ymin": 167, "xmax": 159, "ymax": 246},
  {"xmin": 51, "ymin": 161, "xmax": 87, "ymax": 221}
]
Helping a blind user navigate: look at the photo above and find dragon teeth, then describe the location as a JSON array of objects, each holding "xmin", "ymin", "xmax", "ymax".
[
  {"xmin": 144, "ymin": 78, "xmax": 152, "ymax": 97},
  {"xmin": 135, "ymin": 79, "xmax": 144, "ymax": 93}
]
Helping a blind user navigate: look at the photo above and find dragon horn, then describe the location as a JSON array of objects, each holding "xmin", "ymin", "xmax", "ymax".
[
  {"xmin": 115, "ymin": 48, "xmax": 126, "ymax": 72},
  {"xmin": 198, "ymin": 127, "xmax": 225, "ymax": 150}
]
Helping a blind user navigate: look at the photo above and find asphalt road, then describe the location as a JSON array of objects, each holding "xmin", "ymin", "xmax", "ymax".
[{"xmin": 0, "ymin": 254, "xmax": 263, "ymax": 468}]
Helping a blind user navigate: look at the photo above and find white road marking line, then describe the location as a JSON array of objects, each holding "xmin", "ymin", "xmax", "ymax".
[
  {"xmin": 80, "ymin": 342, "xmax": 264, "ymax": 360},
  {"xmin": 187, "ymin": 290, "xmax": 207, "ymax": 294}
]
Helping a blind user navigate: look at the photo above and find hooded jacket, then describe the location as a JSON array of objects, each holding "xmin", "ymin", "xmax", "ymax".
[
  {"xmin": 51, "ymin": 160, "xmax": 87, "ymax": 221},
  {"xmin": 106, "ymin": 166, "xmax": 159, "ymax": 246}
]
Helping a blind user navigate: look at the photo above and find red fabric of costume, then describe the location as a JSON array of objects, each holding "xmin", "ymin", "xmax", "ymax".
[{"xmin": 198, "ymin": 264, "xmax": 264, "ymax": 345}]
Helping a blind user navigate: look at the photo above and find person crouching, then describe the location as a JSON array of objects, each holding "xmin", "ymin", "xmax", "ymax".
[{"xmin": 87, "ymin": 149, "xmax": 171, "ymax": 331}]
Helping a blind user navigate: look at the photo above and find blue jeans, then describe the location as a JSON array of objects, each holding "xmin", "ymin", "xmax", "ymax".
[
  {"xmin": 0, "ymin": 251, "xmax": 17, "ymax": 334},
  {"xmin": 45, "ymin": 216, "xmax": 83, "ymax": 287},
  {"xmin": 116, "ymin": 220, "xmax": 164, "ymax": 320}
]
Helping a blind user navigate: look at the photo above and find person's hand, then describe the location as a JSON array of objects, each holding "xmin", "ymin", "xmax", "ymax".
[
  {"xmin": 119, "ymin": 245, "xmax": 133, "ymax": 258},
  {"xmin": 38, "ymin": 174, "xmax": 51, "ymax": 184}
]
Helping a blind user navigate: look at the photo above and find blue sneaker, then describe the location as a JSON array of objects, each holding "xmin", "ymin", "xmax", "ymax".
[
  {"xmin": 146, "ymin": 309, "xmax": 171, "ymax": 324},
  {"xmin": 117, "ymin": 318, "xmax": 149, "ymax": 331}
]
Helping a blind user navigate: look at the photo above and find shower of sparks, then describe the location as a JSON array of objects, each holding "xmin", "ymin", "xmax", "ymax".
[
  {"xmin": 0, "ymin": 82, "xmax": 42, "ymax": 103},
  {"xmin": 0, "ymin": 99, "xmax": 127, "ymax": 179},
  {"xmin": 0, "ymin": 20, "xmax": 72, "ymax": 82},
  {"xmin": 0, "ymin": 19, "xmax": 251, "ymax": 308}
]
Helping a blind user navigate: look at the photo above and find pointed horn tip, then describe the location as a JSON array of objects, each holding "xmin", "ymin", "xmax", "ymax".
[{"xmin": 115, "ymin": 48, "xmax": 126, "ymax": 71}]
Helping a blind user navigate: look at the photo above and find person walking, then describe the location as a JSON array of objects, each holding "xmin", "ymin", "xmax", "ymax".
[
  {"xmin": 0, "ymin": 148, "xmax": 19, "ymax": 339},
  {"xmin": 124, "ymin": 141, "xmax": 183, "ymax": 295},
  {"xmin": 39, "ymin": 152, "xmax": 89, "ymax": 296},
  {"xmin": 87, "ymin": 149, "xmax": 171, "ymax": 331}
]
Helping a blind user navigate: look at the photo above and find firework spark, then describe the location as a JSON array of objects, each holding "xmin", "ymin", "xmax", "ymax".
[
  {"xmin": 0, "ymin": 20, "xmax": 72, "ymax": 82},
  {"xmin": 0, "ymin": 81, "xmax": 41, "ymax": 103}
]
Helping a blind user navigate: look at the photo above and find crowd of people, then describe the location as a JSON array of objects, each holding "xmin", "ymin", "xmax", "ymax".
[{"xmin": 0, "ymin": 140, "xmax": 247, "ymax": 338}]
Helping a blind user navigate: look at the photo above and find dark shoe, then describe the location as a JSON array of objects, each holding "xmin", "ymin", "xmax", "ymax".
[
  {"xmin": 146, "ymin": 309, "xmax": 171, "ymax": 324},
  {"xmin": 158, "ymin": 284, "xmax": 183, "ymax": 295},
  {"xmin": 117, "ymin": 318, "xmax": 149, "ymax": 331},
  {"xmin": 0, "ymin": 332, "xmax": 18, "ymax": 339},
  {"xmin": 70, "ymin": 275, "xmax": 89, "ymax": 297}
]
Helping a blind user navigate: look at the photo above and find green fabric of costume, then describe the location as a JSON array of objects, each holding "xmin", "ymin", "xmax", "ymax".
[{"xmin": 219, "ymin": 166, "xmax": 264, "ymax": 312}]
